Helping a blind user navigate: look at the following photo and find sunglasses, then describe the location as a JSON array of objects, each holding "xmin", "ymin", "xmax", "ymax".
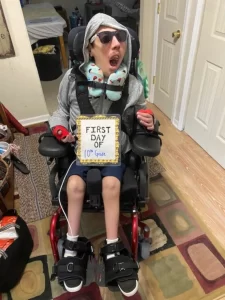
[{"xmin": 90, "ymin": 30, "xmax": 127, "ymax": 44}]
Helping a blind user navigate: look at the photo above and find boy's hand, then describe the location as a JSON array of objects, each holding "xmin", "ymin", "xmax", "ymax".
[
  {"xmin": 137, "ymin": 109, "xmax": 154, "ymax": 131},
  {"xmin": 52, "ymin": 126, "xmax": 76, "ymax": 143},
  {"xmin": 61, "ymin": 132, "xmax": 76, "ymax": 143}
]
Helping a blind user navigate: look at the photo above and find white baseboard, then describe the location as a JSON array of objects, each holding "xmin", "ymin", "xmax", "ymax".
[
  {"xmin": 172, "ymin": 118, "xmax": 179, "ymax": 129},
  {"xmin": 19, "ymin": 114, "xmax": 50, "ymax": 127}
]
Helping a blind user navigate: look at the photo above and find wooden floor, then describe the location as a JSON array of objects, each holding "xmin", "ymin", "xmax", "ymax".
[
  {"xmin": 99, "ymin": 104, "xmax": 225, "ymax": 299},
  {"xmin": 99, "ymin": 103, "xmax": 225, "ymax": 299},
  {"xmin": 147, "ymin": 103, "xmax": 225, "ymax": 258}
]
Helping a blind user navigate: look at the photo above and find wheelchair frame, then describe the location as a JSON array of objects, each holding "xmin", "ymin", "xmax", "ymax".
[
  {"xmin": 50, "ymin": 203, "xmax": 150, "ymax": 263},
  {"xmin": 38, "ymin": 25, "xmax": 162, "ymax": 268},
  {"xmin": 46, "ymin": 151, "xmax": 152, "ymax": 263}
]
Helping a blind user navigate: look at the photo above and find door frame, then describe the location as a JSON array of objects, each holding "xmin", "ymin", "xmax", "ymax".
[
  {"xmin": 139, "ymin": 0, "xmax": 157, "ymax": 99},
  {"xmin": 140, "ymin": 0, "xmax": 206, "ymax": 130},
  {"xmin": 175, "ymin": 0, "xmax": 206, "ymax": 130},
  {"xmin": 149, "ymin": 1, "xmax": 160, "ymax": 104}
]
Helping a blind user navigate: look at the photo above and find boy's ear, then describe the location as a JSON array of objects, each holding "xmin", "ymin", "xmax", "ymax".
[{"xmin": 88, "ymin": 44, "xmax": 93, "ymax": 57}]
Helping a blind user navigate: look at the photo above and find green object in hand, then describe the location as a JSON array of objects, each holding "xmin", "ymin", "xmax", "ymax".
[{"xmin": 137, "ymin": 60, "xmax": 149, "ymax": 99}]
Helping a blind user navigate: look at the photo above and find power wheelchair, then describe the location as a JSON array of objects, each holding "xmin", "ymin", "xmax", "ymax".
[{"xmin": 38, "ymin": 25, "xmax": 163, "ymax": 288}]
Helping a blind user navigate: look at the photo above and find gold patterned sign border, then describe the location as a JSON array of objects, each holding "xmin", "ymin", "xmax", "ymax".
[{"xmin": 76, "ymin": 115, "xmax": 120, "ymax": 165}]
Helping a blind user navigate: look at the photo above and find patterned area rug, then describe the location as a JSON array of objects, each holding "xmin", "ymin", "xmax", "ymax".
[
  {"xmin": 14, "ymin": 132, "xmax": 55, "ymax": 223},
  {"xmin": 1, "ymin": 174, "xmax": 225, "ymax": 300},
  {"xmin": 2, "ymin": 125, "xmax": 225, "ymax": 299}
]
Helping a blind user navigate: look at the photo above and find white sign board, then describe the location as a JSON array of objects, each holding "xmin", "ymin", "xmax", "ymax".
[{"xmin": 76, "ymin": 115, "xmax": 120, "ymax": 166}]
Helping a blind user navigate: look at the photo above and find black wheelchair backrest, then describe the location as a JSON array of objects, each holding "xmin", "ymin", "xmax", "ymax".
[{"xmin": 68, "ymin": 26, "xmax": 140, "ymax": 76}]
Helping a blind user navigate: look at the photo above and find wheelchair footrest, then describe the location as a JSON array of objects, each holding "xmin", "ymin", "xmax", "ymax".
[
  {"xmin": 51, "ymin": 237, "xmax": 95, "ymax": 287},
  {"xmin": 100, "ymin": 240, "xmax": 139, "ymax": 288}
]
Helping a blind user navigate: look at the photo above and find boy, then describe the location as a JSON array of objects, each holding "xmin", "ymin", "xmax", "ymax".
[{"xmin": 49, "ymin": 13, "xmax": 153, "ymax": 297}]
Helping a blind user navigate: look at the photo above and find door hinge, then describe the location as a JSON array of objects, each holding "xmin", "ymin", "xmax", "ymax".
[
  {"xmin": 157, "ymin": 3, "xmax": 161, "ymax": 14},
  {"xmin": 153, "ymin": 76, "xmax": 156, "ymax": 84}
]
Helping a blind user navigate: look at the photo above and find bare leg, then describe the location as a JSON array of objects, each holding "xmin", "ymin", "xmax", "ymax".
[
  {"xmin": 63, "ymin": 175, "xmax": 86, "ymax": 292},
  {"xmin": 66, "ymin": 175, "xmax": 86, "ymax": 236},
  {"xmin": 102, "ymin": 176, "xmax": 120, "ymax": 239}
]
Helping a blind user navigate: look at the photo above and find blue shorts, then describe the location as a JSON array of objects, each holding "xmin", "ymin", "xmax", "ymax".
[{"xmin": 66, "ymin": 161, "xmax": 126, "ymax": 182}]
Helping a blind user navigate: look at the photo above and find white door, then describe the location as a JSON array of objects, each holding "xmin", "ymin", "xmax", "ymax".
[
  {"xmin": 185, "ymin": 0, "xmax": 225, "ymax": 169},
  {"xmin": 154, "ymin": 0, "xmax": 187, "ymax": 118}
]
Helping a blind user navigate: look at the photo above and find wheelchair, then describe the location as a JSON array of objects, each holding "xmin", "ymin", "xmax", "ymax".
[{"xmin": 38, "ymin": 25, "xmax": 163, "ymax": 285}]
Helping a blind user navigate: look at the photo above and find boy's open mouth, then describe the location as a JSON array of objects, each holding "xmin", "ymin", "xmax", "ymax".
[{"xmin": 109, "ymin": 55, "xmax": 120, "ymax": 67}]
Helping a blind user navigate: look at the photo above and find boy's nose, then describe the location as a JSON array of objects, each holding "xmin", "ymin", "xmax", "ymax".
[{"xmin": 111, "ymin": 36, "xmax": 120, "ymax": 49}]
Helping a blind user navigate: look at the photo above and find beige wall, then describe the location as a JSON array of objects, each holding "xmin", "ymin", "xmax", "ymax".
[
  {"xmin": 0, "ymin": 0, "xmax": 48, "ymax": 125},
  {"xmin": 139, "ymin": 0, "xmax": 156, "ymax": 100}
]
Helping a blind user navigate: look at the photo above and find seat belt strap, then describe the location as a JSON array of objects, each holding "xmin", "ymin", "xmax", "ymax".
[{"xmin": 74, "ymin": 68, "xmax": 95, "ymax": 114}]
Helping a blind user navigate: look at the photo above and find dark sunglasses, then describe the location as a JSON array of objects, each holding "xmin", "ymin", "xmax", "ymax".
[{"xmin": 90, "ymin": 30, "xmax": 127, "ymax": 44}]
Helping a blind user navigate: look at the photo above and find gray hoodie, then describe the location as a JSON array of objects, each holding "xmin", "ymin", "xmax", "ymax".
[{"xmin": 49, "ymin": 13, "xmax": 146, "ymax": 154}]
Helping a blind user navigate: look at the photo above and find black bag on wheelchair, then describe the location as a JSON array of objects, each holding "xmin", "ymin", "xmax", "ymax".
[{"xmin": 0, "ymin": 209, "xmax": 33, "ymax": 293}]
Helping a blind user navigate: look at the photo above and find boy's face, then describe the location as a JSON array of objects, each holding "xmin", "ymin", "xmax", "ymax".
[{"xmin": 89, "ymin": 26, "xmax": 127, "ymax": 77}]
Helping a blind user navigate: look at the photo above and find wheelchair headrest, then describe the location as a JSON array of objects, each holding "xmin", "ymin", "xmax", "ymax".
[{"xmin": 68, "ymin": 26, "xmax": 140, "ymax": 65}]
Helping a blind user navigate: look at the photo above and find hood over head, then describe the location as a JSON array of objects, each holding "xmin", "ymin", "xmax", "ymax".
[{"xmin": 79, "ymin": 13, "xmax": 132, "ymax": 75}]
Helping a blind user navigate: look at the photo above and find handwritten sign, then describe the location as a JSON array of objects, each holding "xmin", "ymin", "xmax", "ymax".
[{"xmin": 76, "ymin": 115, "xmax": 120, "ymax": 166}]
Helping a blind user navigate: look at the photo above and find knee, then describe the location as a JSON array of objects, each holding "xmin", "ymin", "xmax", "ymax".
[
  {"xmin": 67, "ymin": 175, "xmax": 85, "ymax": 195},
  {"xmin": 103, "ymin": 177, "xmax": 120, "ymax": 193}
]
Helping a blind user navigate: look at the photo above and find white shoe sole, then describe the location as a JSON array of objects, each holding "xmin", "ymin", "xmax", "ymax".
[
  {"xmin": 118, "ymin": 280, "xmax": 139, "ymax": 297},
  {"xmin": 64, "ymin": 280, "xmax": 83, "ymax": 292}
]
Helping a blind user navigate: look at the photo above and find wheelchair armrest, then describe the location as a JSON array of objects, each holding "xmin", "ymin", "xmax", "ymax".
[
  {"xmin": 131, "ymin": 120, "xmax": 163, "ymax": 157},
  {"xmin": 38, "ymin": 132, "xmax": 70, "ymax": 158},
  {"xmin": 122, "ymin": 106, "xmax": 163, "ymax": 157}
]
